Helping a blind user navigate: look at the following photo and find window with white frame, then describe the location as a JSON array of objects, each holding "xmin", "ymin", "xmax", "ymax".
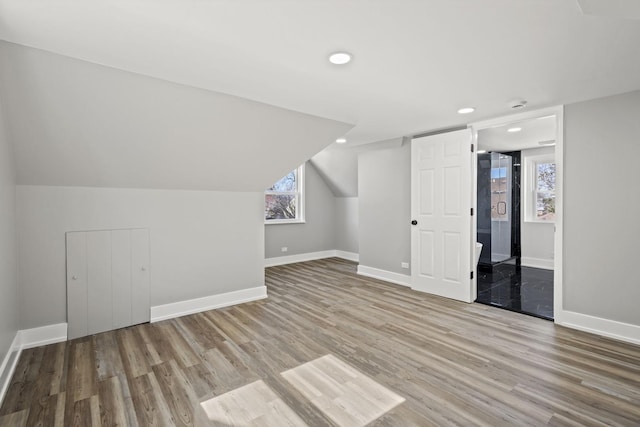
[
  {"xmin": 265, "ymin": 164, "xmax": 305, "ymax": 224},
  {"xmin": 525, "ymin": 155, "xmax": 556, "ymax": 222}
]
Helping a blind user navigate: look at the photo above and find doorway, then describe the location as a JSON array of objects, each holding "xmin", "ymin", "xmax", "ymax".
[{"xmin": 472, "ymin": 108, "xmax": 563, "ymax": 320}]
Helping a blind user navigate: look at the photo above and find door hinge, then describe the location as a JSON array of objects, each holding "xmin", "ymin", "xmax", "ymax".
[
  {"xmin": 471, "ymin": 144, "xmax": 474, "ymax": 152},
  {"xmin": 470, "ymin": 208, "xmax": 474, "ymax": 216},
  {"xmin": 470, "ymin": 271, "xmax": 474, "ymax": 280}
]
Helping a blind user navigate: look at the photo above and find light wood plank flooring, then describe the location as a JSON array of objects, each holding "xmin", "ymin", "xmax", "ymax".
[{"xmin": 1, "ymin": 258, "xmax": 639, "ymax": 426}]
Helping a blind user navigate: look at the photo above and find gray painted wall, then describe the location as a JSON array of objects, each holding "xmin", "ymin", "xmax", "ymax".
[
  {"xmin": 265, "ymin": 162, "xmax": 336, "ymax": 258},
  {"xmin": 358, "ymin": 144, "xmax": 411, "ymax": 274},
  {"xmin": 564, "ymin": 90, "xmax": 640, "ymax": 326},
  {"xmin": 311, "ymin": 147, "xmax": 359, "ymax": 197},
  {"xmin": 335, "ymin": 197, "xmax": 359, "ymax": 254},
  {"xmin": 310, "ymin": 137, "xmax": 406, "ymax": 197},
  {"xmin": 0, "ymin": 96, "xmax": 18, "ymax": 366},
  {"xmin": 0, "ymin": 41, "xmax": 352, "ymax": 192},
  {"xmin": 16, "ymin": 185, "xmax": 265, "ymax": 329}
]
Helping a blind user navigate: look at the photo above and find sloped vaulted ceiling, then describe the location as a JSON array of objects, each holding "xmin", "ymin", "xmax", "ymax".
[
  {"xmin": 1, "ymin": 1, "xmax": 640, "ymax": 192},
  {"xmin": 0, "ymin": 42, "xmax": 353, "ymax": 191},
  {"xmin": 2, "ymin": 1, "xmax": 640, "ymax": 146}
]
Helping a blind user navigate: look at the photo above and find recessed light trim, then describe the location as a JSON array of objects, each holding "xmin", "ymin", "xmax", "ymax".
[
  {"xmin": 329, "ymin": 52, "xmax": 352, "ymax": 65},
  {"xmin": 457, "ymin": 107, "xmax": 475, "ymax": 114},
  {"xmin": 336, "ymin": 138, "xmax": 347, "ymax": 144},
  {"xmin": 507, "ymin": 127, "xmax": 522, "ymax": 133}
]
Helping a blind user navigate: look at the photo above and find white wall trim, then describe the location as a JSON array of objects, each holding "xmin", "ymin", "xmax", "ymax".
[
  {"xmin": 471, "ymin": 105, "xmax": 564, "ymax": 325},
  {"xmin": 19, "ymin": 323, "xmax": 68, "ymax": 349},
  {"xmin": 357, "ymin": 265, "xmax": 411, "ymax": 287},
  {"xmin": 0, "ymin": 333, "xmax": 22, "ymax": 406},
  {"xmin": 557, "ymin": 310, "xmax": 640, "ymax": 346},
  {"xmin": 265, "ymin": 249, "xmax": 359, "ymax": 267},
  {"xmin": 265, "ymin": 250, "xmax": 336, "ymax": 267},
  {"xmin": 334, "ymin": 250, "xmax": 359, "ymax": 262},
  {"xmin": 553, "ymin": 106, "xmax": 564, "ymax": 329},
  {"xmin": 521, "ymin": 257, "xmax": 554, "ymax": 270},
  {"xmin": 150, "ymin": 286, "xmax": 267, "ymax": 322},
  {"xmin": 1, "ymin": 323, "xmax": 68, "ymax": 404}
]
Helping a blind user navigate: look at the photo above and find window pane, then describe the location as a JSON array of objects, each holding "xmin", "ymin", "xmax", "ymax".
[
  {"xmin": 490, "ymin": 166, "xmax": 507, "ymax": 180},
  {"xmin": 267, "ymin": 170, "xmax": 297, "ymax": 192},
  {"xmin": 265, "ymin": 194, "xmax": 297, "ymax": 220},
  {"xmin": 536, "ymin": 192, "xmax": 555, "ymax": 221},
  {"xmin": 536, "ymin": 163, "xmax": 555, "ymax": 192}
]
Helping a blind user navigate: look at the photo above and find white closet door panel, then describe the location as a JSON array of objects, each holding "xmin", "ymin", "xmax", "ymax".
[
  {"xmin": 66, "ymin": 232, "xmax": 88, "ymax": 340},
  {"xmin": 111, "ymin": 230, "xmax": 132, "ymax": 329},
  {"xmin": 87, "ymin": 231, "xmax": 113, "ymax": 335},
  {"xmin": 131, "ymin": 228, "xmax": 150, "ymax": 325}
]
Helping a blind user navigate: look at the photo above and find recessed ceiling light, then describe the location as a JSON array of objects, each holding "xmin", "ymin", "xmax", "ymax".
[
  {"xmin": 329, "ymin": 52, "xmax": 352, "ymax": 65},
  {"xmin": 477, "ymin": 150, "xmax": 487, "ymax": 154},
  {"xmin": 457, "ymin": 107, "xmax": 475, "ymax": 114},
  {"xmin": 507, "ymin": 127, "xmax": 522, "ymax": 133},
  {"xmin": 336, "ymin": 138, "xmax": 347, "ymax": 144}
]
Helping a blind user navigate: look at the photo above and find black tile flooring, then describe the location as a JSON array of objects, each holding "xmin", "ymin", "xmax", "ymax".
[{"xmin": 476, "ymin": 263, "xmax": 554, "ymax": 320}]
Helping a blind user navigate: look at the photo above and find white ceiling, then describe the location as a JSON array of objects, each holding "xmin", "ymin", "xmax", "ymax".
[
  {"xmin": 1, "ymin": 0, "xmax": 639, "ymax": 146},
  {"xmin": 477, "ymin": 116, "xmax": 556, "ymax": 152}
]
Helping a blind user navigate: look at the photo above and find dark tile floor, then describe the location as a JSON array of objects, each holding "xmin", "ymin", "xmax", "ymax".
[{"xmin": 476, "ymin": 262, "xmax": 554, "ymax": 320}]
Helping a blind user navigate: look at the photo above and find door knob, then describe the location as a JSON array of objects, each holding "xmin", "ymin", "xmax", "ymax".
[
  {"xmin": 72, "ymin": 275, "xmax": 78, "ymax": 280},
  {"xmin": 141, "ymin": 266, "xmax": 147, "ymax": 271},
  {"xmin": 411, "ymin": 220, "xmax": 418, "ymax": 225}
]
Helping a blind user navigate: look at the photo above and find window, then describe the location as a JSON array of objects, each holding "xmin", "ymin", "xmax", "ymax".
[
  {"xmin": 265, "ymin": 164, "xmax": 305, "ymax": 224},
  {"xmin": 525, "ymin": 155, "xmax": 555, "ymax": 222}
]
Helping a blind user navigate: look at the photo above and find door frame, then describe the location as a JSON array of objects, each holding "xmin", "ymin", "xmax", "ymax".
[{"xmin": 469, "ymin": 106, "xmax": 564, "ymax": 322}]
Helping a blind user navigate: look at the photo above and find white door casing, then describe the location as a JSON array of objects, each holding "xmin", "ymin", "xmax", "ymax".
[
  {"xmin": 470, "ymin": 106, "xmax": 564, "ymax": 322},
  {"xmin": 411, "ymin": 129, "xmax": 473, "ymax": 302}
]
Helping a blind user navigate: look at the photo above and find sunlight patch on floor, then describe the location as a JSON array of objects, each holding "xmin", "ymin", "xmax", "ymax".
[
  {"xmin": 200, "ymin": 379, "xmax": 307, "ymax": 426},
  {"xmin": 281, "ymin": 354, "xmax": 405, "ymax": 427}
]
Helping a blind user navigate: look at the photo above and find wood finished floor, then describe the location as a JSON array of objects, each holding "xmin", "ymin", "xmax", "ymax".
[{"xmin": 1, "ymin": 258, "xmax": 640, "ymax": 426}]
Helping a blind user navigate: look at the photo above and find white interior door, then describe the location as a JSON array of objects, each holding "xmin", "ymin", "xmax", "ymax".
[
  {"xmin": 411, "ymin": 129, "xmax": 473, "ymax": 302},
  {"xmin": 67, "ymin": 228, "xmax": 150, "ymax": 340}
]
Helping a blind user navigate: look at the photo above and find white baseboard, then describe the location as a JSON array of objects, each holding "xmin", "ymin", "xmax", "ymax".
[
  {"xmin": 265, "ymin": 250, "xmax": 336, "ymax": 267},
  {"xmin": 521, "ymin": 256, "xmax": 554, "ymax": 270},
  {"xmin": 265, "ymin": 249, "xmax": 359, "ymax": 267},
  {"xmin": 20, "ymin": 323, "xmax": 68, "ymax": 349},
  {"xmin": 357, "ymin": 265, "xmax": 411, "ymax": 287},
  {"xmin": 1, "ymin": 322, "xmax": 68, "ymax": 405},
  {"xmin": 334, "ymin": 250, "xmax": 359, "ymax": 262},
  {"xmin": 150, "ymin": 286, "xmax": 268, "ymax": 322},
  {"xmin": 0, "ymin": 333, "xmax": 22, "ymax": 406},
  {"xmin": 556, "ymin": 310, "xmax": 640, "ymax": 346}
]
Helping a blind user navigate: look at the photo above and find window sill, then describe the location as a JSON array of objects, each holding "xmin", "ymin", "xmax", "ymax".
[
  {"xmin": 265, "ymin": 220, "xmax": 306, "ymax": 225},
  {"xmin": 523, "ymin": 219, "xmax": 555, "ymax": 224}
]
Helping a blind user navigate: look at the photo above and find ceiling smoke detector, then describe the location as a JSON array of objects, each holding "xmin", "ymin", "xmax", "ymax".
[{"xmin": 508, "ymin": 99, "xmax": 528, "ymax": 110}]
